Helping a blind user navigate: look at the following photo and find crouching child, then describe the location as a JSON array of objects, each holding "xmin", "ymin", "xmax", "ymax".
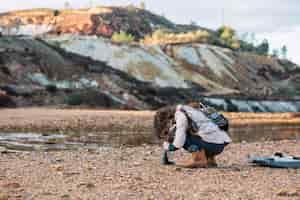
[{"xmin": 154, "ymin": 103, "xmax": 231, "ymax": 168}]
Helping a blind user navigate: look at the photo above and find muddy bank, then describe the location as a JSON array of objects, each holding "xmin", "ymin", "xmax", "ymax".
[
  {"xmin": 0, "ymin": 140, "xmax": 299, "ymax": 200},
  {"xmin": 0, "ymin": 109, "xmax": 300, "ymax": 148}
]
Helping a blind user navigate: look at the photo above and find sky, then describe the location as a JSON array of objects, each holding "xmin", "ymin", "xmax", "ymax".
[{"xmin": 1, "ymin": 0, "xmax": 299, "ymax": 64}]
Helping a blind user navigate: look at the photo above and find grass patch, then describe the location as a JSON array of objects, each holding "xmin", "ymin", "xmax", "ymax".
[
  {"xmin": 141, "ymin": 29, "xmax": 210, "ymax": 45},
  {"xmin": 111, "ymin": 31, "xmax": 135, "ymax": 44}
]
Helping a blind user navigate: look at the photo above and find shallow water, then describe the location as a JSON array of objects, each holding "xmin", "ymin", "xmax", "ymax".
[
  {"xmin": 204, "ymin": 98, "xmax": 300, "ymax": 112},
  {"xmin": 0, "ymin": 132, "xmax": 102, "ymax": 151}
]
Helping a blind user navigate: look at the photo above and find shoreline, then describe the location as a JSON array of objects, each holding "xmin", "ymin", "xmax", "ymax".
[{"xmin": 0, "ymin": 108, "xmax": 300, "ymax": 145}]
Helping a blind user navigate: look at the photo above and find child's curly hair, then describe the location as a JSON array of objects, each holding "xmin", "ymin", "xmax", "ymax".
[{"xmin": 153, "ymin": 105, "xmax": 176, "ymax": 142}]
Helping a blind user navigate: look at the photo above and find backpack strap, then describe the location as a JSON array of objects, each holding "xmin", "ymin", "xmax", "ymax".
[
  {"xmin": 179, "ymin": 107, "xmax": 198, "ymax": 134},
  {"xmin": 198, "ymin": 102, "xmax": 207, "ymax": 109}
]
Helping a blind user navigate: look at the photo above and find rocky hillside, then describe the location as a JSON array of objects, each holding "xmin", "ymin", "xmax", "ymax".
[
  {"xmin": 45, "ymin": 35, "xmax": 300, "ymax": 99},
  {"xmin": 0, "ymin": 7, "xmax": 300, "ymax": 111},
  {"xmin": 0, "ymin": 36, "xmax": 207, "ymax": 109}
]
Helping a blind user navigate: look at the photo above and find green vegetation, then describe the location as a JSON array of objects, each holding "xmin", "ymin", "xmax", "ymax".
[
  {"xmin": 255, "ymin": 39, "xmax": 269, "ymax": 56},
  {"xmin": 239, "ymin": 41, "xmax": 256, "ymax": 52},
  {"xmin": 253, "ymin": 40, "xmax": 269, "ymax": 56},
  {"xmin": 216, "ymin": 26, "xmax": 240, "ymax": 50},
  {"xmin": 141, "ymin": 29, "xmax": 210, "ymax": 45},
  {"xmin": 111, "ymin": 31, "xmax": 135, "ymax": 44},
  {"xmin": 238, "ymin": 32, "xmax": 272, "ymax": 56},
  {"xmin": 215, "ymin": 27, "xmax": 274, "ymax": 56}
]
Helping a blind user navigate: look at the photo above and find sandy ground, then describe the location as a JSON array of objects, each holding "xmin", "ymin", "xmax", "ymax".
[{"xmin": 0, "ymin": 140, "xmax": 299, "ymax": 200}]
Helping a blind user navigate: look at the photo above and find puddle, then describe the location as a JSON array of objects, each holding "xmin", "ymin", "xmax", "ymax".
[{"xmin": 0, "ymin": 133, "xmax": 102, "ymax": 151}]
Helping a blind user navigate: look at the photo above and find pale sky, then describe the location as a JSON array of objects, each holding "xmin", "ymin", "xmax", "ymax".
[{"xmin": 1, "ymin": 0, "xmax": 299, "ymax": 64}]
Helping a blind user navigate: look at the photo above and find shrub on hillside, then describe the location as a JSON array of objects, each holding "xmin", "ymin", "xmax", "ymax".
[
  {"xmin": 217, "ymin": 26, "xmax": 241, "ymax": 50},
  {"xmin": 238, "ymin": 33, "xmax": 272, "ymax": 55},
  {"xmin": 230, "ymin": 40, "xmax": 241, "ymax": 49},
  {"xmin": 239, "ymin": 41, "xmax": 256, "ymax": 52},
  {"xmin": 111, "ymin": 31, "xmax": 135, "ymax": 44},
  {"xmin": 217, "ymin": 26, "xmax": 235, "ymax": 41},
  {"xmin": 239, "ymin": 39, "xmax": 270, "ymax": 55},
  {"xmin": 255, "ymin": 39, "xmax": 269, "ymax": 56},
  {"xmin": 141, "ymin": 29, "xmax": 210, "ymax": 45}
]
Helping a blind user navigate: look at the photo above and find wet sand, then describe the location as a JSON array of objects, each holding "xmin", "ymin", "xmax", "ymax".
[{"xmin": 0, "ymin": 140, "xmax": 299, "ymax": 200}]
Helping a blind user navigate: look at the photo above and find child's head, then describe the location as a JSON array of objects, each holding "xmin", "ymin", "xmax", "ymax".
[{"xmin": 154, "ymin": 105, "xmax": 176, "ymax": 141}]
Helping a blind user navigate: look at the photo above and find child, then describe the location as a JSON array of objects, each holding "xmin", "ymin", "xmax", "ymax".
[{"xmin": 155, "ymin": 104, "xmax": 231, "ymax": 168}]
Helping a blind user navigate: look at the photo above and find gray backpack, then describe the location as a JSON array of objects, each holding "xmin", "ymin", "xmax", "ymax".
[{"xmin": 181, "ymin": 103, "xmax": 229, "ymax": 132}]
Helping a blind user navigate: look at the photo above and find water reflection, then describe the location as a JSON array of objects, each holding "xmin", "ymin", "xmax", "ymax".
[{"xmin": 0, "ymin": 133, "xmax": 101, "ymax": 151}]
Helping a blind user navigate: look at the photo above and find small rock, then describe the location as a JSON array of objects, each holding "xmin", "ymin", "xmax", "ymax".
[
  {"xmin": 277, "ymin": 189, "xmax": 300, "ymax": 197},
  {"xmin": 146, "ymin": 150, "xmax": 153, "ymax": 155},
  {"xmin": 53, "ymin": 165, "xmax": 64, "ymax": 172},
  {"xmin": 242, "ymin": 140, "xmax": 247, "ymax": 144},
  {"xmin": 77, "ymin": 182, "xmax": 95, "ymax": 189},
  {"xmin": 63, "ymin": 172, "xmax": 80, "ymax": 177},
  {"xmin": 175, "ymin": 167, "xmax": 182, "ymax": 172},
  {"xmin": 3, "ymin": 182, "xmax": 21, "ymax": 189},
  {"xmin": 61, "ymin": 194, "xmax": 71, "ymax": 200},
  {"xmin": 41, "ymin": 192, "xmax": 55, "ymax": 196},
  {"xmin": 55, "ymin": 158, "xmax": 64, "ymax": 162},
  {"xmin": 133, "ymin": 161, "xmax": 141, "ymax": 166},
  {"xmin": 86, "ymin": 183, "xmax": 96, "ymax": 189}
]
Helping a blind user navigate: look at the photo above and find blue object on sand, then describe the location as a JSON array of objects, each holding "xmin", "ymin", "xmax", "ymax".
[{"xmin": 250, "ymin": 154, "xmax": 300, "ymax": 169}]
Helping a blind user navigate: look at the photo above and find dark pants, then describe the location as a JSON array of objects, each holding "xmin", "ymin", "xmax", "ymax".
[{"xmin": 183, "ymin": 134, "xmax": 227, "ymax": 157}]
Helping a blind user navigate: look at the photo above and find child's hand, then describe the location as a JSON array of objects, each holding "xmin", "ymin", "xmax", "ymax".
[{"xmin": 163, "ymin": 141, "xmax": 170, "ymax": 151}]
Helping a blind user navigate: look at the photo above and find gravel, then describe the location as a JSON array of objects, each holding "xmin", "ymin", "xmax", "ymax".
[{"xmin": 0, "ymin": 140, "xmax": 299, "ymax": 200}]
